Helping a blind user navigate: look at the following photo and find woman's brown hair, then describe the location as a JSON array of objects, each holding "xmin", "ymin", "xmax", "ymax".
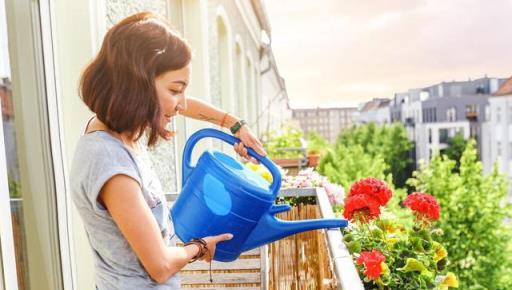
[{"xmin": 80, "ymin": 12, "xmax": 191, "ymax": 146}]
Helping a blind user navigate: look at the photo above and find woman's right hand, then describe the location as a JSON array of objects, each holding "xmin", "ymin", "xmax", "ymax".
[{"xmin": 200, "ymin": 233, "xmax": 233, "ymax": 262}]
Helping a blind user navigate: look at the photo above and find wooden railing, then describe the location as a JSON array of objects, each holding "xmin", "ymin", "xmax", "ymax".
[
  {"xmin": 167, "ymin": 187, "xmax": 364, "ymax": 290},
  {"xmin": 267, "ymin": 203, "xmax": 336, "ymax": 289},
  {"xmin": 276, "ymin": 188, "xmax": 364, "ymax": 290}
]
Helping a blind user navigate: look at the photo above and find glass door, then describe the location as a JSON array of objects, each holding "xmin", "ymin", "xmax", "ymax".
[
  {"xmin": 0, "ymin": 94, "xmax": 19, "ymax": 290},
  {"xmin": 1, "ymin": 1, "xmax": 28, "ymax": 288},
  {"xmin": 1, "ymin": 0, "xmax": 72, "ymax": 289}
]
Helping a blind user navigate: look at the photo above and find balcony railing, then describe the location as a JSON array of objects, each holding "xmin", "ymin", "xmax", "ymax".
[
  {"xmin": 167, "ymin": 187, "xmax": 364, "ymax": 290},
  {"xmin": 278, "ymin": 187, "xmax": 364, "ymax": 290},
  {"xmin": 465, "ymin": 111, "xmax": 478, "ymax": 121}
]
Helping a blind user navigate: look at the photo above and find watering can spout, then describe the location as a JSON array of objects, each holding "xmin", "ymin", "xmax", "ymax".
[{"xmin": 241, "ymin": 204, "xmax": 349, "ymax": 252}]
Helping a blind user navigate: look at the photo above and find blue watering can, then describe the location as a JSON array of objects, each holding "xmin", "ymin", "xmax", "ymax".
[{"xmin": 170, "ymin": 129, "xmax": 348, "ymax": 262}]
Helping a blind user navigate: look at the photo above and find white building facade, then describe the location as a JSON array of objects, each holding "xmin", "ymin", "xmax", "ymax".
[
  {"xmin": 482, "ymin": 77, "xmax": 512, "ymax": 176},
  {"xmin": 0, "ymin": 0, "xmax": 288, "ymax": 289}
]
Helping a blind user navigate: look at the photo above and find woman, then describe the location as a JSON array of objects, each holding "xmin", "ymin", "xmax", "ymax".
[{"xmin": 69, "ymin": 12, "xmax": 266, "ymax": 290}]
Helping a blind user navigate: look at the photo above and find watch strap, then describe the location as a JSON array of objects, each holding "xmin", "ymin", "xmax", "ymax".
[{"xmin": 230, "ymin": 119, "xmax": 247, "ymax": 134}]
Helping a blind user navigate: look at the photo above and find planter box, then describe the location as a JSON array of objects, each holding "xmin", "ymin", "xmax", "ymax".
[{"xmin": 271, "ymin": 157, "xmax": 307, "ymax": 168}]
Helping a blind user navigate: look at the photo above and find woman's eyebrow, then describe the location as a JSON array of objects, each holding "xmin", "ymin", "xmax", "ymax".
[{"xmin": 172, "ymin": 80, "xmax": 188, "ymax": 86}]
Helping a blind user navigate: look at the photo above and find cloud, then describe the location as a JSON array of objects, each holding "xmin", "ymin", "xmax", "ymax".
[{"xmin": 266, "ymin": 0, "xmax": 512, "ymax": 108}]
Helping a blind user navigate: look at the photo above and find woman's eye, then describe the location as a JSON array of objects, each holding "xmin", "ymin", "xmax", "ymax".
[{"xmin": 169, "ymin": 89, "xmax": 181, "ymax": 95}]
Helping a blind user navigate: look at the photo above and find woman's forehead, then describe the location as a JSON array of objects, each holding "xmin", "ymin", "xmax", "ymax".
[{"xmin": 158, "ymin": 65, "xmax": 190, "ymax": 85}]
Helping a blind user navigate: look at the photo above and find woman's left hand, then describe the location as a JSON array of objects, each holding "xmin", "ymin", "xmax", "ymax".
[{"xmin": 233, "ymin": 125, "xmax": 266, "ymax": 164}]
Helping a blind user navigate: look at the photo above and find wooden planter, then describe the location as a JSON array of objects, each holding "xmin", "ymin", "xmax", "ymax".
[{"xmin": 271, "ymin": 158, "xmax": 305, "ymax": 168}]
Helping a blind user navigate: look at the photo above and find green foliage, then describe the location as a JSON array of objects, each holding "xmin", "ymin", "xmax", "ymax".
[
  {"xmin": 305, "ymin": 131, "xmax": 329, "ymax": 155},
  {"xmin": 345, "ymin": 210, "xmax": 454, "ymax": 290},
  {"xmin": 262, "ymin": 125, "xmax": 305, "ymax": 158},
  {"xmin": 317, "ymin": 144, "xmax": 390, "ymax": 192},
  {"xmin": 442, "ymin": 132, "xmax": 469, "ymax": 172},
  {"xmin": 336, "ymin": 122, "xmax": 413, "ymax": 187},
  {"xmin": 407, "ymin": 140, "xmax": 512, "ymax": 290},
  {"xmin": 8, "ymin": 178, "xmax": 21, "ymax": 198}
]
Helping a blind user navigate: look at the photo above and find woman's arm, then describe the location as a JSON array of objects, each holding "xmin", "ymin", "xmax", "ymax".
[
  {"xmin": 99, "ymin": 174, "xmax": 232, "ymax": 284},
  {"xmin": 181, "ymin": 97, "xmax": 239, "ymax": 129},
  {"xmin": 181, "ymin": 97, "xmax": 266, "ymax": 157}
]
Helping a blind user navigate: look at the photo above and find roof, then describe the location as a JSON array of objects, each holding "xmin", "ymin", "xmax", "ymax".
[
  {"xmin": 494, "ymin": 76, "xmax": 512, "ymax": 96},
  {"xmin": 361, "ymin": 98, "xmax": 390, "ymax": 112}
]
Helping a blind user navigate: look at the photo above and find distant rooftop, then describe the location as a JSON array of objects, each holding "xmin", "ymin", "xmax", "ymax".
[
  {"xmin": 494, "ymin": 76, "xmax": 512, "ymax": 96},
  {"xmin": 361, "ymin": 98, "xmax": 390, "ymax": 112}
]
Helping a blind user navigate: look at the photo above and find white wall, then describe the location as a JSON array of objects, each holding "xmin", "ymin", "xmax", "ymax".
[{"xmin": 416, "ymin": 121, "xmax": 470, "ymax": 164}]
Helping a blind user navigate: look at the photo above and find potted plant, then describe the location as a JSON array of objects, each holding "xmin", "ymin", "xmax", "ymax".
[
  {"xmin": 263, "ymin": 125, "xmax": 307, "ymax": 169},
  {"xmin": 306, "ymin": 148, "xmax": 320, "ymax": 167},
  {"xmin": 305, "ymin": 132, "xmax": 328, "ymax": 168}
]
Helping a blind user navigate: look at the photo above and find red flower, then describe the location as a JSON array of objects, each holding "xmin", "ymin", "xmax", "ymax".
[
  {"xmin": 348, "ymin": 177, "xmax": 392, "ymax": 206},
  {"xmin": 403, "ymin": 192, "xmax": 440, "ymax": 221},
  {"xmin": 343, "ymin": 194, "xmax": 381, "ymax": 223},
  {"xmin": 356, "ymin": 250, "xmax": 386, "ymax": 280}
]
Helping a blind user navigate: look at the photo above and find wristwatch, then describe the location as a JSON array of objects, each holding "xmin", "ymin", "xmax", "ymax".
[{"xmin": 230, "ymin": 119, "xmax": 247, "ymax": 134}]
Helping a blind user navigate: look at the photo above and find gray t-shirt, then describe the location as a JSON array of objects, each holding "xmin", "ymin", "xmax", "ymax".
[{"xmin": 70, "ymin": 130, "xmax": 180, "ymax": 290}]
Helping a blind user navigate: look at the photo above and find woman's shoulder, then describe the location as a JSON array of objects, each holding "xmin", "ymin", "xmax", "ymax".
[
  {"xmin": 77, "ymin": 131, "xmax": 126, "ymax": 154},
  {"xmin": 72, "ymin": 131, "xmax": 138, "ymax": 171}
]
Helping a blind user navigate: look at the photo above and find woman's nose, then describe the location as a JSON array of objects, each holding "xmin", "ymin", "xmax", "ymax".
[{"xmin": 177, "ymin": 95, "xmax": 187, "ymax": 113}]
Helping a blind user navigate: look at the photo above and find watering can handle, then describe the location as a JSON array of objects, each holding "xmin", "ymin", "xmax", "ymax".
[{"xmin": 182, "ymin": 128, "xmax": 282, "ymax": 197}]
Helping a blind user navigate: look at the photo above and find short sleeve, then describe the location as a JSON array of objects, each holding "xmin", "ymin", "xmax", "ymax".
[{"xmin": 76, "ymin": 137, "xmax": 142, "ymax": 213}]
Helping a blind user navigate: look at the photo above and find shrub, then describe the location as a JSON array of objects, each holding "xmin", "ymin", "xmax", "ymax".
[{"xmin": 407, "ymin": 140, "xmax": 512, "ymax": 289}]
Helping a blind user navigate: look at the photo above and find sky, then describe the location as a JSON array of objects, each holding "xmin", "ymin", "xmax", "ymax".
[{"xmin": 265, "ymin": 0, "xmax": 512, "ymax": 109}]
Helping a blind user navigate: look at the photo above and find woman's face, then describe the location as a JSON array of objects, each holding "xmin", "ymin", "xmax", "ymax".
[{"xmin": 155, "ymin": 64, "xmax": 190, "ymax": 126}]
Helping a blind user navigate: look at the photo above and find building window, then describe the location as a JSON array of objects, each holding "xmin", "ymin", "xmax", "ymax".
[
  {"xmin": 466, "ymin": 104, "xmax": 478, "ymax": 114},
  {"xmin": 509, "ymin": 142, "xmax": 512, "ymax": 160},
  {"xmin": 428, "ymin": 128, "xmax": 432, "ymax": 144},
  {"xmin": 447, "ymin": 107, "xmax": 456, "ymax": 122},
  {"xmin": 439, "ymin": 128, "xmax": 449, "ymax": 144},
  {"xmin": 497, "ymin": 141, "xmax": 502, "ymax": 157},
  {"xmin": 497, "ymin": 107, "xmax": 502, "ymax": 122}
]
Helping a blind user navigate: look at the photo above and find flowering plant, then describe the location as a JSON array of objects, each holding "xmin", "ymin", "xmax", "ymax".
[
  {"xmin": 342, "ymin": 177, "xmax": 458, "ymax": 289},
  {"xmin": 282, "ymin": 167, "xmax": 345, "ymax": 205}
]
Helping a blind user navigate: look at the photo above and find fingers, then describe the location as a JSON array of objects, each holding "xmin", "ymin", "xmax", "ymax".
[
  {"xmin": 251, "ymin": 139, "xmax": 266, "ymax": 157},
  {"xmin": 235, "ymin": 126, "xmax": 267, "ymax": 157},
  {"xmin": 234, "ymin": 143, "xmax": 250, "ymax": 160},
  {"xmin": 201, "ymin": 234, "xmax": 233, "ymax": 262},
  {"xmin": 215, "ymin": 233, "xmax": 234, "ymax": 242}
]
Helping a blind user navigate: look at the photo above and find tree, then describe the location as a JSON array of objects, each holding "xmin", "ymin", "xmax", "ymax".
[
  {"xmin": 442, "ymin": 132, "xmax": 469, "ymax": 172},
  {"xmin": 317, "ymin": 144, "xmax": 390, "ymax": 192},
  {"xmin": 336, "ymin": 122, "xmax": 413, "ymax": 187},
  {"xmin": 407, "ymin": 140, "xmax": 512, "ymax": 289}
]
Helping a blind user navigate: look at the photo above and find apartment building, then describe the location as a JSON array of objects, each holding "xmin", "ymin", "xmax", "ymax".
[
  {"xmin": 388, "ymin": 77, "xmax": 506, "ymax": 164},
  {"xmin": 292, "ymin": 107, "xmax": 357, "ymax": 143},
  {"xmin": 482, "ymin": 77, "xmax": 512, "ymax": 177},
  {"xmin": 356, "ymin": 98, "xmax": 391, "ymax": 124}
]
